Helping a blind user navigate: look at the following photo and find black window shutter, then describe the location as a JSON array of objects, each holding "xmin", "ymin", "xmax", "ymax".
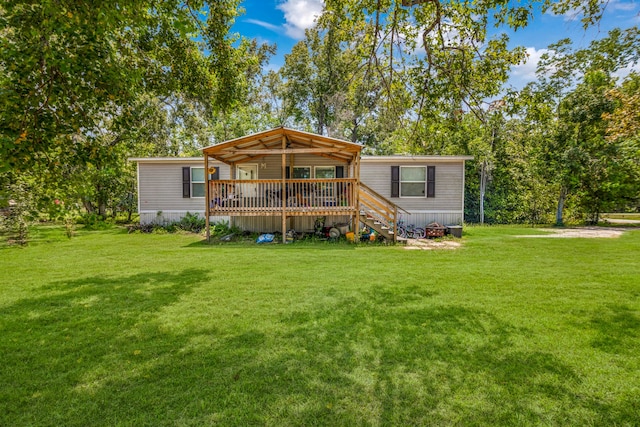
[
  {"xmin": 336, "ymin": 166, "xmax": 344, "ymax": 178},
  {"xmin": 182, "ymin": 167, "xmax": 191, "ymax": 198},
  {"xmin": 209, "ymin": 166, "xmax": 220, "ymax": 180},
  {"xmin": 391, "ymin": 166, "xmax": 399, "ymax": 198},
  {"xmin": 427, "ymin": 166, "xmax": 436, "ymax": 198}
]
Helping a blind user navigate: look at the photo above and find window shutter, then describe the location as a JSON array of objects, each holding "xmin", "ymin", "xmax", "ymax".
[
  {"xmin": 391, "ymin": 166, "xmax": 399, "ymax": 198},
  {"xmin": 336, "ymin": 166, "xmax": 344, "ymax": 178},
  {"xmin": 285, "ymin": 166, "xmax": 290, "ymax": 179},
  {"xmin": 208, "ymin": 166, "xmax": 220, "ymax": 180},
  {"xmin": 427, "ymin": 166, "xmax": 436, "ymax": 198},
  {"xmin": 182, "ymin": 167, "xmax": 191, "ymax": 198}
]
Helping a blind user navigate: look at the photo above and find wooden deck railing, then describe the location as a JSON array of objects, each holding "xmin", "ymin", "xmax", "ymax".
[
  {"xmin": 208, "ymin": 179, "xmax": 357, "ymax": 216},
  {"xmin": 358, "ymin": 183, "xmax": 409, "ymax": 237}
]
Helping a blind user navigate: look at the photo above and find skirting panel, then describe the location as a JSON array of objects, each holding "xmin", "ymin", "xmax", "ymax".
[
  {"xmin": 232, "ymin": 215, "xmax": 352, "ymax": 233},
  {"xmin": 140, "ymin": 210, "xmax": 457, "ymax": 231},
  {"xmin": 393, "ymin": 212, "xmax": 463, "ymax": 227}
]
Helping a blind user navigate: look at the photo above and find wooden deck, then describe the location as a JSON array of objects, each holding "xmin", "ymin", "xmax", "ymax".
[{"xmin": 208, "ymin": 179, "xmax": 357, "ymax": 217}]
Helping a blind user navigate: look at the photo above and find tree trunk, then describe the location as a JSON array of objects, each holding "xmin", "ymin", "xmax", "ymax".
[
  {"xmin": 556, "ymin": 187, "xmax": 567, "ymax": 226},
  {"xmin": 98, "ymin": 202, "xmax": 107, "ymax": 219},
  {"xmin": 479, "ymin": 160, "xmax": 488, "ymax": 224},
  {"xmin": 83, "ymin": 200, "xmax": 95, "ymax": 214}
]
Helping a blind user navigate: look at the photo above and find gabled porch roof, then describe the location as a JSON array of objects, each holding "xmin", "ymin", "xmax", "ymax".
[{"xmin": 202, "ymin": 126, "xmax": 362, "ymax": 164}]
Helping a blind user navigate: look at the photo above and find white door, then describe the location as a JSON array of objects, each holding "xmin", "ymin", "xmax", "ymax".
[
  {"xmin": 237, "ymin": 164, "xmax": 258, "ymax": 180},
  {"xmin": 236, "ymin": 164, "xmax": 258, "ymax": 198}
]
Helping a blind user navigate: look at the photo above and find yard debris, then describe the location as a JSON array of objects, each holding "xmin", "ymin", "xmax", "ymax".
[{"xmin": 256, "ymin": 233, "xmax": 275, "ymax": 243}]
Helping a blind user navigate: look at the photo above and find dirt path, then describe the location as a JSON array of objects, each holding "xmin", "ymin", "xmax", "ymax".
[
  {"xmin": 403, "ymin": 226, "xmax": 633, "ymax": 250},
  {"xmin": 404, "ymin": 238, "xmax": 462, "ymax": 250},
  {"xmin": 516, "ymin": 227, "xmax": 628, "ymax": 239},
  {"xmin": 603, "ymin": 218, "xmax": 640, "ymax": 225}
]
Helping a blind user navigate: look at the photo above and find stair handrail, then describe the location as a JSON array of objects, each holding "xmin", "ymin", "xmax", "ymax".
[{"xmin": 358, "ymin": 183, "xmax": 408, "ymax": 241}]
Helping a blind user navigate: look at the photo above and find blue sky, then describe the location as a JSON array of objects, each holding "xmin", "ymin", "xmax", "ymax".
[{"xmin": 231, "ymin": 0, "xmax": 640, "ymax": 88}]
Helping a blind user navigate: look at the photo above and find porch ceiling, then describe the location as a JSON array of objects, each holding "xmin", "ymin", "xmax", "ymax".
[{"xmin": 202, "ymin": 127, "xmax": 362, "ymax": 164}]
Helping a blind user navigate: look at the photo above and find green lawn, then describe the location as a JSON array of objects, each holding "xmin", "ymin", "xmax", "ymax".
[{"xmin": 1, "ymin": 226, "xmax": 639, "ymax": 426}]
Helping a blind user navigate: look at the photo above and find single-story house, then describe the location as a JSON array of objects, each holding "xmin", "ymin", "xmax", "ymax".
[{"xmin": 132, "ymin": 127, "xmax": 471, "ymax": 242}]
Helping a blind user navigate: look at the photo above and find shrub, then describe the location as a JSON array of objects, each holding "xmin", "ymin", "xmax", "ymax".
[
  {"xmin": 127, "ymin": 212, "xmax": 208, "ymax": 235},
  {"xmin": 1, "ymin": 181, "xmax": 36, "ymax": 245},
  {"xmin": 209, "ymin": 220, "xmax": 241, "ymax": 238},
  {"xmin": 177, "ymin": 212, "xmax": 206, "ymax": 233}
]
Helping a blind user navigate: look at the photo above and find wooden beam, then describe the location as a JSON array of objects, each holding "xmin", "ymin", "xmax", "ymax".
[
  {"xmin": 224, "ymin": 148, "xmax": 349, "ymax": 155},
  {"xmin": 204, "ymin": 155, "xmax": 210, "ymax": 242},
  {"xmin": 281, "ymin": 136, "xmax": 287, "ymax": 244}
]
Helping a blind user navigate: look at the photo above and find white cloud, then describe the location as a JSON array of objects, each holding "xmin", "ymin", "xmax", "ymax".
[
  {"xmin": 245, "ymin": 19, "xmax": 281, "ymax": 33},
  {"xmin": 511, "ymin": 47, "xmax": 549, "ymax": 80},
  {"xmin": 507, "ymin": 47, "xmax": 554, "ymax": 89},
  {"xmin": 608, "ymin": 0, "xmax": 638, "ymax": 12},
  {"xmin": 547, "ymin": 0, "xmax": 638, "ymax": 22},
  {"xmin": 277, "ymin": 0, "xmax": 324, "ymax": 39},
  {"xmin": 612, "ymin": 61, "xmax": 640, "ymax": 81}
]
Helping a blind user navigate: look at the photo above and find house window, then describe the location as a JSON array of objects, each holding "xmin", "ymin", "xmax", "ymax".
[
  {"xmin": 315, "ymin": 166, "xmax": 335, "ymax": 179},
  {"xmin": 292, "ymin": 166, "xmax": 311, "ymax": 179},
  {"xmin": 400, "ymin": 166, "xmax": 426, "ymax": 197},
  {"xmin": 191, "ymin": 167, "xmax": 205, "ymax": 198},
  {"xmin": 237, "ymin": 164, "xmax": 258, "ymax": 180}
]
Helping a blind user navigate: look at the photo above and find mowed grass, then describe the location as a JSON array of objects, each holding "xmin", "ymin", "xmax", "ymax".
[{"xmin": 1, "ymin": 226, "xmax": 639, "ymax": 426}]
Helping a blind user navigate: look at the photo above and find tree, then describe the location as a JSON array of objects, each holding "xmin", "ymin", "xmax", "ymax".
[
  {"xmin": 603, "ymin": 73, "xmax": 640, "ymax": 211},
  {"xmin": 1, "ymin": 0, "xmax": 276, "ymax": 223},
  {"xmin": 0, "ymin": 1, "xmax": 212, "ymax": 171},
  {"xmin": 280, "ymin": 21, "xmax": 352, "ymax": 136},
  {"xmin": 605, "ymin": 73, "xmax": 640, "ymax": 144},
  {"xmin": 533, "ymin": 27, "xmax": 640, "ymax": 224}
]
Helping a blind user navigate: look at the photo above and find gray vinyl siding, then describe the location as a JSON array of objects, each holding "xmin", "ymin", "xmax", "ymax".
[
  {"xmin": 137, "ymin": 160, "xmax": 228, "ymax": 214},
  {"xmin": 390, "ymin": 212, "xmax": 463, "ymax": 227},
  {"xmin": 134, "ymin": 156, "xmax": 467, "ymax": 227},
  {"xmin": 236, "ymin": 155, "xmax": 350, "ymax": 179},
  {"xmin": 360, "ymin": 160, "xmax": 464, "ymax": 212}
]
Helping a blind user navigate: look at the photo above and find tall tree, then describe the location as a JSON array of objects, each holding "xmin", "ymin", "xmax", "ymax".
[
  {"xmin": 603, "ymin": 73, "xmax": 640, "ymax": 212},
  {"xmin": 534, "ymin": 27, "xmax": 640, "ymax": 224},
  {"xmin": 1, "ymin": 0, "xmax": 272, "ymax": 219},
  {"xmin": 1, "ymin": 0, "xmax": 218, "ymax": 172}
]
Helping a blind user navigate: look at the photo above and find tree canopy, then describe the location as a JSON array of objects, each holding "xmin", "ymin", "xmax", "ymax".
[{"xmin": 1, "ymin": 0, "xmax": 638, "ymax": 228}]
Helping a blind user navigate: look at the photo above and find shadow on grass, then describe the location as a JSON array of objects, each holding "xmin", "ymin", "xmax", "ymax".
[
  {"xmin": 590, "ymin": 304, "xmax": 640, "ymax": 356},
  {"xmin": 184, "ymin": 288, "xmax": 634, "ymax": 425},
  {"xmin": 268, "ymin": 293, "xmax": 582, "ymax": 425},
  {"xmin": 0, "ymin": 225, "xmax": 130, "ymax": 249},
  {"xmin": 2, "ymin": 280, "xmax": 637, "ymax": 426},
  {"xmin": 0, "ymin": 269, "xmax": 209, "ymax": 426},
  {"xmin": 185, "ymin": 238, "xmax": 360, "ymax": 251}
]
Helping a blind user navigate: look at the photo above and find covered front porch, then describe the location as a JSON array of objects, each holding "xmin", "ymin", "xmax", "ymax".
[
  {"xmin": 202, "ymin": 127, "xmax": 365, "ymax": 243},
  {"xmin": 209, "ymin": 178, "xmax": 357, "ymax": 216}
]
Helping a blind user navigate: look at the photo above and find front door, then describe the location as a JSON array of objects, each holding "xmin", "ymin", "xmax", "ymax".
[
  {"xmin": 236, "ymin": 164, "xmax": 258, "ymax": 199},
  {"xmin": 237, "ymin": 164, "xmax": 258, "ymax": 180}
]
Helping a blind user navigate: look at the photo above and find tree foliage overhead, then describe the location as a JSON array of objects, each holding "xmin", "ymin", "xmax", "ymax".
[
  {"xmin": 0, "ymin": 0, "xmax": 276, "ymax": 221},
  {"xmin": 0, "ymin": 0, "xmax": 256, "ymax": 173},
  {"xmin": 279, "ymin": 0, "xmax": 615, "ymax": 150},
  {"xmin": 1, "ymin": 0, "xmax": 638, "ymax": 227}
]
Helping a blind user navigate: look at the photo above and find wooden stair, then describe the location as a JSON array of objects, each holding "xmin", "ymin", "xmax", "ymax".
[{"xmin": 358, "ymin": 183, "xmax": 407, "ymax": 243}]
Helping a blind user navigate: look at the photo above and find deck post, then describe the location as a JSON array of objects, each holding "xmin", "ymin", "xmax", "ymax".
[
  {"xmin": 204, "ymin": 155, "xmax": 210, "ymax": 242},
  {"xmin": 281, "ymin": 136, "xmax": 287, "ymax": 244},
  {"xmin": 230, "ymin": 162, "xmax": 235, "ymax": 230},
  {"xmin": 354, "ymin": 157, "xmax": 361, "ymax": 240}
]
